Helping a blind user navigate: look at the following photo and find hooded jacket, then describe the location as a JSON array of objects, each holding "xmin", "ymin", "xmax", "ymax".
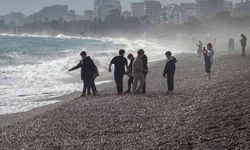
[
  {"xmin": 69, "ymin": 56, "xmax": 98, "ymax": 80},
  {"xmin": 163, "ymin": 56, "xmax": 177, "ymax": 75}
]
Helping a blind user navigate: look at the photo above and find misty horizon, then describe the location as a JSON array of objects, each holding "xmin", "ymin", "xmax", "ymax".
[{"xmin": 0, "ymin": 0, "xmax": 241, "ymax": 16}]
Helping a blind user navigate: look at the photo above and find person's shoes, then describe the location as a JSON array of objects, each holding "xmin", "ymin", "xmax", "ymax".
[
  {"xmin": 164, "ymin": 91, "xmax": 173, "ymax": 96},
  {"xmin": 125, "ymin": 90, "xmax": 131, "ymax": 94},
  {"xmin": 117, "ymin": 92, "xmax": 123, "ymax": 95},
  {"xmin": 136, "ymin": 90, "xmax": 143, "ymax": 94},
  {"xmin": 87, "ymin": 92, "xmax": 91, "ymax": 96},
  {"xmin": 93, "ymin": 92, "xmax": 97, "ymax": 96},
  {"xmin": 80, "ymin": 93, "xmax": 86, "ymax": 97}
]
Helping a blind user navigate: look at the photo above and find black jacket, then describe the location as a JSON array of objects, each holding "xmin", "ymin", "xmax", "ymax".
[
  {"xmin": 142, "ymin": 54, "xmax": 148, "ymax": 73},
  {"xmin": 128, "ymin": 58, "xmax": 134, "ymax": 73},
  {"xmin": 241, "ymin": 35, "xmax": 247, "ymax": 47},
  {"xmin": 163, "ymin": 57, "xmax": 177, "ymax": 75},
  {"xmin": 69, "ymin": 56, "xmax": 98, "ymax": 80}
]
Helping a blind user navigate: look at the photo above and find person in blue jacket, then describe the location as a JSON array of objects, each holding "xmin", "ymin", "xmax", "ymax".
[
  {"xmin": 69, "ymin": 51, "xmax": 99, "ymax": 97},
  {"xmin": 163, "ymin": 51, "xmax": 177, "ymax": 95}
]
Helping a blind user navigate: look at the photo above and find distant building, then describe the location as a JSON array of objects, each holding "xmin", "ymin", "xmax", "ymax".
[
  {"xmin": 232, "ymin": 1, "xmax": 250, "ymax": 17},
  {"xmin": 0, "ymin": 12, "xmax": 25, "ymax": 27},
  {"xmin": 93, "ymin": 0, "xmax": 122, "ymax": 21},
  {"xmin": 69, "ymin": 10, "xmax": 76, "ymax": 16},
  {"xmin": 144, "ymin": 0, "xmax": 162, "ymax": 20},
  {"xmin": 123, "ymin": 11, "xmax": 132, "ymax": 18},
  {"xmin": 84, "ymin": 10, "xmax": 94, "ymax": 20},
  {"xmin": 180, "ymin": 3, "xmax": 197, "ymax": 23},
  {"xmin": 196, "ymin": 0, "xmax": 232, "ymax": 20},
  {"xmin": 131, "ymin": 2, "xmax": 145, "ymax": 19},
  {"xmin": 162, "ymin": 4, "xmax": 182, "ymax": 24}
]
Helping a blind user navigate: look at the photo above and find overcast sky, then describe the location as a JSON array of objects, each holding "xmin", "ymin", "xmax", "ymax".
[{"xmin": 0, "ymin": 0, "xmax": 240, "ymax": 16}]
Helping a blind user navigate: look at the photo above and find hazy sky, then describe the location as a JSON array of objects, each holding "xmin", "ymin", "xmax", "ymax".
[{"xmin": 0, "ymin": 0, "xmax": 240, "ymax": 16}]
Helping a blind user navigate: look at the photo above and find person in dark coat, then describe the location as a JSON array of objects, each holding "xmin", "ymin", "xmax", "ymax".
[
  {"xmin": 69, "ymin": 51, "xmax": 99, "ymax": 97},
  {"xmin": 163, "ymin": 51, "xmax": 177, "ymax": 95},
  {"xmin": 203, "ymin": 43, "xmax": 215, "ymax": 80},
  {"xmin": 109, "ymin": 49, "xmax": 129, "ymax": 95},
  {"xmin": 125, "ymin": 54, "xmax": 134, "ymax": 94},
  {"xmin": 240, "ymin": 34, "xmax": 247, "ymax": 56},
  {"xmin": 228, "ymin": 38, "xmax": 235, "ymax": 51},
  {"xmin": 138, "ymin": 49, "xmax": 148, "ymax": 94}
]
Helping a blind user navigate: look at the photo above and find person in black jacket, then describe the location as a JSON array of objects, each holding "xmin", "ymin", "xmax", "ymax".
[
  {"xmin": 240, "ymin": 34, "xmax": 247, "ymax": 56},
  {"xmin": 68, "ymin": 51, "xmax": 99, "ymax": 97},
  {"xmin": 109, "ymin": 49, "xmax": 129, "ymax": 95},
  {"xmin": 125, "ymin": 54, "xmax": 134, "ymax": 94},
  {"xmin": 163, "ymin": 51, "xmax": 177, "ymax": 95},
  {"xmin": 138, "ymin": 49, "xmax": 148, "ymax": 94}
]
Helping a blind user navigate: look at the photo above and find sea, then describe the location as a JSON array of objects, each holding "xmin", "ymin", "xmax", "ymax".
[{"xmin": 0, "ymin": 33, "xmax": 180, "ymax": 115}]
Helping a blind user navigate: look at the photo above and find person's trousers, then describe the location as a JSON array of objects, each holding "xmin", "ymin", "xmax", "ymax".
[
  {"xmin": 133, "ymin": 72, "xmax": 146, "ymax": 93},
  {"xmin": 167, "ymin": 74, "xmax": 174, "ymax": 92},
  {"xmin": 83, "ymin": 78, "xmax": 97, "ymax": 95},
  {"xmin": 142, "ymin": 72, "xmax": 147, "ymax": 93},
  {"xmin": 242, "ymin": 46, "xmax": 246, "ymax": 56},
  {"xmin": 115, "ymin": 73, "xmax": 124, "ymax": 93},
  {"xmin": 127, "ymin": 76, "xmax": 133, "ymax": 92}
]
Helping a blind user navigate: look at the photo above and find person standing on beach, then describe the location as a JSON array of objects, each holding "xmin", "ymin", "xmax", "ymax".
[
  {"xmin": 68, "ymin": 51, "xmax": 99, "ymax": 97},
  {"xmin": 240, "ymin": 34, "xmax": 247, "ymax": 56},
  {"xmin": 203, "ymin": 43, "xmax": 215, "ymax": 80},
  {"xmin": 109, "ymin": 49, "xmax": 129, "ymax": 95},
  {"xmin": 139, "ymin": 49, "xmax": 148, "ymax": 94},
  {"xmin": 125, "ymin": 54, "xmax": 135, "ymax": 94},
  {"xmin": 228, "ymin": 38, "xmax": 235, "ymax": 51},
  {"xmin": 133, "ymin": 50, "xmax": 146, "ymax": 94},
  {"xmin": 197, "ymin": 40, "xmax": 203, "ymax": 58},
  {"xmin": 163, "ymin": 51, "xmax": 177, "ymax": 95}
]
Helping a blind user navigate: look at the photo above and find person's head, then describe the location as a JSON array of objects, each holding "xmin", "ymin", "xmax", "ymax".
[
  {"xmin": 207, "ymin": 43, "xmax": 213, "ymax": 50},
  {"xmin": 138, "ymin": 49, "xmax": 145, "ymax": 55},
  {"xmin": 165, "ymin": 51, "xmax": 172, "ymax": 59},
  {"xmin": 241, "ymin": 34, "xmax": 244, "ymax": 37},
  {"xmin": 80, "ymin": 51, "xmax": 87, "ymax": 59},
  {"xmin": 119, "ymin": 49, "xmax": 125, "ymax": 56},
  {"xmin": 127, "ymin": 54, "xmax": 134, "ymax": 60},
  {"xmin": 137, "ymin": 49, "xmax": 144, "ymax": 56}
]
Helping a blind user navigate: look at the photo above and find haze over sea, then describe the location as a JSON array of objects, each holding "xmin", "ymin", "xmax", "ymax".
[{"xmin": 0, "ymin": 34, "xmax": 179, "ymax": 115}]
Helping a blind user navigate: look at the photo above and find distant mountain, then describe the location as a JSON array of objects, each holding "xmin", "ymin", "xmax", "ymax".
[{"xmin": 25, "ymin": 5, "xmax": 68, "ymax": 23}]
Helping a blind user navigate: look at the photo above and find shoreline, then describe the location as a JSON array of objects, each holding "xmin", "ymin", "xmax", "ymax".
[{"xmin": 0, "ymin": 50, "xmax": 236, "ymax": 127}]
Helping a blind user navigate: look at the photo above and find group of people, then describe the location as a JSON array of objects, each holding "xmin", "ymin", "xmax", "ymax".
[
  {"xmin": 197, "ymin": 34, "xmax": 248, "ymax": 80},
  {"xmin": 69, "ymin": 49, "xmax": 177, "ymax": 97},
  {"xmin": 69, "ymin": 34, "xmax": 247, "ymax": 97},
  {"xmin": 108, "ymin": 49, "xmax": 149, "ymax": 95},
  {"xmin": 197, "ymin": 41, "xmax": 215, "ymax": 80},
  {"xmin": 227, "ymin": 34, "xmax": 247, "ymax": 56}
]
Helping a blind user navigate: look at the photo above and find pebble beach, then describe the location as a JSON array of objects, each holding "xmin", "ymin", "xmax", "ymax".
[{"xmin": 0, "ymin": 51, "xmax": 249, "ymax": 149}]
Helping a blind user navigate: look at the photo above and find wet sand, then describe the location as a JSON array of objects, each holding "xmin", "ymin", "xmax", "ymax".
[{"xmin": 0, "ymin": 51, "xmax": 250, "ymax": 149}]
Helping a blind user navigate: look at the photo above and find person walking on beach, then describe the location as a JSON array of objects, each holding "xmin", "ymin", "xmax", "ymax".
[
  {"xmin": 228, "ymin": 38, "xmax": 235, "ymax": 51},
  {"xmin": 163, "ymin": 51, "xmax": 177, "ymax": 95},
  {"xmin": 203, "ymin": 43, "xmax": 215, "ymax": 80},
  {"xmin": 109, "ymin": 49, "xmax": 129, "ymax": 95},
  {"xmin": 197, "ymin": 40, "xmax": 203, "ymax": 58},
  {"xmin": 139, "ymin": 49, "xmax": 148, "ymax": 94},
  {"xmin": 133, "ymin": 50, "xmax": 146, "ymax": 94},
  {"xmin": 240, "ymin": 34, "xmax": 247, "ymax": 56},
  {"xmin": 125, "ymin": 54, "xmax": 135, "ymax": 94},
  {"xmin": 68, "ymin": 51, "xmax": 99, "ymax": 97}
]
